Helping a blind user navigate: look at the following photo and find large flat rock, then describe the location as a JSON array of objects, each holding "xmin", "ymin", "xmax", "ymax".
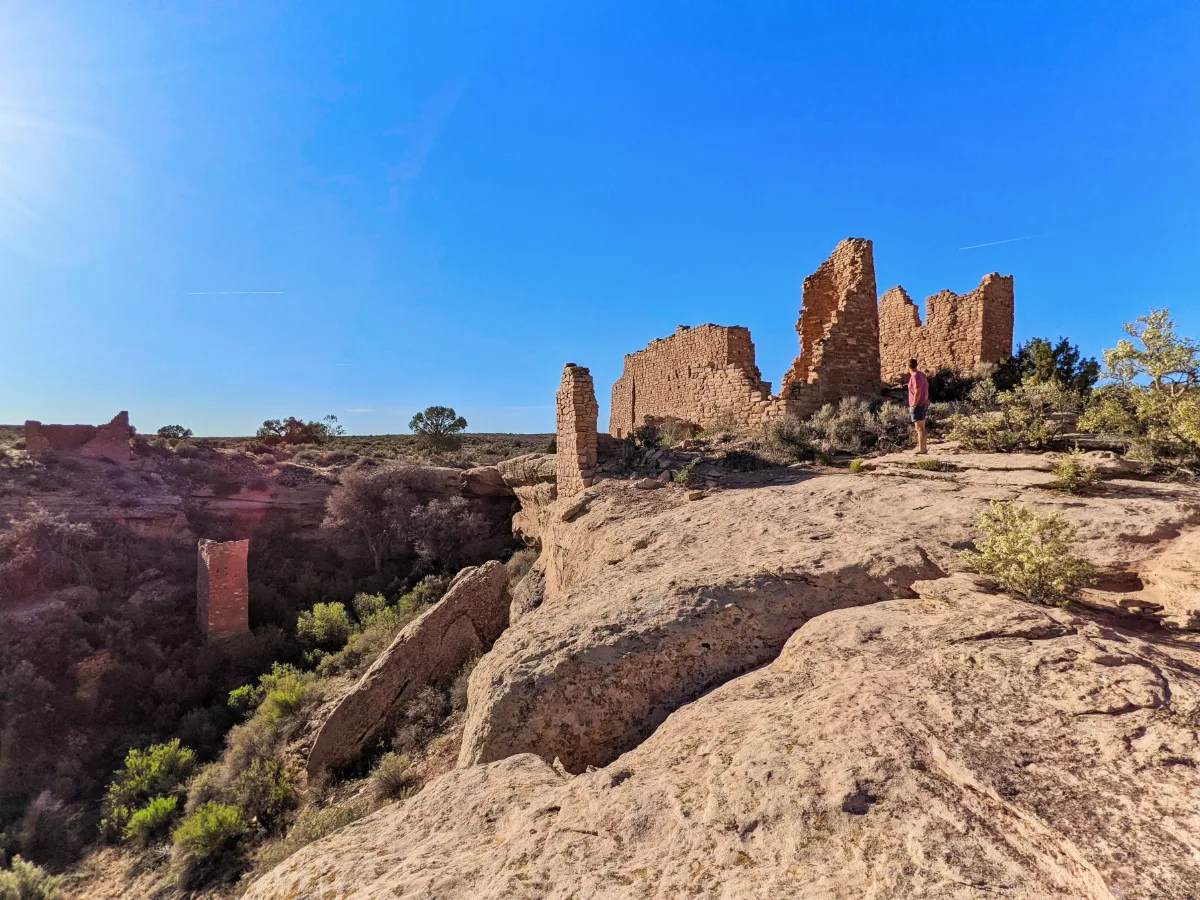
[
  {"xmin": 248, "ymin": 572, "xmax": 1200, "ymax": 899},
  {"xmin": 458, "ymin": 455, "xmax": 1200, "ymax": 773}
]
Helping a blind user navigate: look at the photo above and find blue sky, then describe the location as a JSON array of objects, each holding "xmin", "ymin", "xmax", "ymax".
[{"xmin": 2, "ymin": 1, "xmax": 1197, "ymax": 435}]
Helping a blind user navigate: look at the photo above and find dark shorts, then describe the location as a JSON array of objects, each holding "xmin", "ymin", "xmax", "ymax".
[{"xmin": 910, "ymin": 404, "xmax": 928, "ymax": 423}]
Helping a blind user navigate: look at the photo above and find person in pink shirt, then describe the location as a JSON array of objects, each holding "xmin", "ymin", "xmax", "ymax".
[{"xmin": 907, "ymin": 358, "xmax": 930, "ymax": 454}]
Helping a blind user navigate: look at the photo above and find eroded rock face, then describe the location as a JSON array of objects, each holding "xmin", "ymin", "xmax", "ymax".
[
  {"xmin": 495, "ymin": 453, "xmax": 557, "ymax": 546},
  {"xmin": 248, "ymin": 573, "xmax": 1200, "ymax": 900},
  {"xmin": 1141, "ymin": 529, "xmax": 1200, "ymax": 629},
  {"xmin": 458, "ymin": 455, "xmax": 1199, "ymax": 774},
  {"xmin": 306, "ymin": 561, "xmax": 511, "ymax": 777}
]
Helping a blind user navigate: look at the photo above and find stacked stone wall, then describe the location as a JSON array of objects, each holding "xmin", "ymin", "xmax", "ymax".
[
  {"xmin": 197, "ymin": 538, "xmax": 250, "ymax": 639},
  {"xmin": 556, "ymin": 365, "xmax": 598, "ymax": 498},
  {"xmin": 24, "ymin": 411, "xmax": 131, "ymax": 465},
  {"xmin": 779, "ymin": 238, "xmax": 882, "ymax": 418},
  {"xmin": 601, "ymin": 238, "xmax": 1013, "ymax": 440},
  {"xmin": 608, "ymin": 325, "xmax": 781, "ymax": 437},
  {"xmin": 878, "ymin": 274, "xmax": 1014, "ymax": 385}
]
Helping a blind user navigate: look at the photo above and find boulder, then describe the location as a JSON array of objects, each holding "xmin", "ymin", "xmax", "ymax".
[
  {"xmin": 248, "ymin": 573, "xmax": 1200, "ymax": 899},
  {"xmin": 306, "ymin": 561, "xmax": 511, "ymax": 777},
  {"xmin": 1140, "ymin": 529, "xmax": 1200, "ymax": 629},
  {"xmin": 462, "ymin": 465, "xmax": 511, "ymax": 498},
  {"xmin": 495, "ymin": 453, "xmax": 557, "ymax": 546}
]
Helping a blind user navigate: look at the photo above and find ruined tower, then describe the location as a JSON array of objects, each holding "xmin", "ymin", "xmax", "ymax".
[
  {"xmin": 196, "ymin": 538, "xmax": 250, "ymax": 639},
  {"xmin": 556, "ymin": 364, "xmax": 598, "ymax": 498}
]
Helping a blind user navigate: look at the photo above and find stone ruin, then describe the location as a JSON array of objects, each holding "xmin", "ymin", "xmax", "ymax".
[
  {"xmin": 607, "ymin": 238, "xmax": 1013, "ymax": 436},
  {"xmin": 196, "ymin": 538, "xmax": 250, "ymax": 639},
  {"xmin": 555, "ymin": 364, "xmax": 598, "ymax": 498},
  {"xmin": 24, "ymin": 411, "xmax": 132, "ymax": 465},
  {"xmin": 878, "ymin": 273, "xmax": 1015, "ymax": 385},
  {"xmin": 779, "ymin": 237, "xmax": 882, "ymax": 418}
]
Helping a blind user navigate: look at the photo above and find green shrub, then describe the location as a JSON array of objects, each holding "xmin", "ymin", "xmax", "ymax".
[
  {"xmin": 227, "ymin": 684, "xmax": 258, "ymax": 717},
  {"xmin": 100, "ymin": 740, "xmax": 195, "ymax": 840},
  {"xmin": 1077, "ymin": 308, "xmax": 1199, "ymax": 470},
  {"xmin": 318, "ymin": 607, "xmax": 410, "ymax": 676},
  {"xmin": 961, "ymin": 502, "xmax": 1097, "ymax": 606},
  {"xmin": 223, "ymin": 758, "xmax": 295, "ymax": 829},
  {"xmin": 927, "ymin": 368, "xmax": 979, "ymax": 402},
  {"xmin": 403, "ymin": 574, "xmax": 451, "ymax": 611},
  {"xmin": 764, "ymin": 416, "xmax": 815, "ymax": 462},
  {"xmin": 949, "ymin": 381, "xmax": 1082, "ymax": 452},
  {"xmin": 0, "ymin": 856, "xmax": 63, "ymax": 900},
  {"xmin": 256, "ymin": 415, "xmax": 344, "ymax": 446},
  {"xmin": 632, "ymin": 423, "xmax": 662, "ymax": 450},
  {"xmin": 368, "ymin": 752, "xmax": 415, "ymax": 802},
  {"xmin": 351, "ymin": 592, "xmax": 389, "ymax": 624},
  {"xmin": 993, "ymin": 337, "xmax": 1100, "ymax": 394},
  {"xmin": 672, "ymin": 458, "xmax": 701, "ymax": 486},
  {"xmin": 255, "ymin": 664, "xmax": 317, "ymax": 726},
  {"xmin": 171, "ymin": 802, "xmax": 246, "ymax": 884},
  {"xmin": 408, "ymin": 406, "xmax": 467, "ymax": 452},
  {"xmin": 848, "ymin": 458, "xmax": 865, "ymax": 474},
  {"xmin": 122, "ymin": 794, "xmax": 179, "ymax": 848},
  {"xmin": 911, "ymin": 458, "xmax": 945, "ymax": 471},
  {"xmin": 1050, "ymin": 448, "xmax": 1097, "ymax": 494},
  {"xmin": 295, "ymin": 602, "xmax": 353, "ymax": 650},
  {"xmin": 505, "ymin": 548, "xmax": 538, "ymax": 585},
  {"xmin": 156, "ymin": 425, "xmax": 194, "ymax": 440},
  {"xmin": 806, "ymin": 398, "xmax": 912, "ymax": 456}
]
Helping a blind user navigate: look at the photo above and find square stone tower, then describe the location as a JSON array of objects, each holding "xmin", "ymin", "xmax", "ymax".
[
  {"xmin": 556, "ymin": 363, "xmax": 598, "ymax": 498},
  {"xmin": 197, "ymin": 538, "xmax": 250, "ymax": 638}
]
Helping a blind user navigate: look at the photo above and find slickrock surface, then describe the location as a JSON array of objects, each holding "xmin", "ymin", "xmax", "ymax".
[
  {"xmin": 247, "ymin": 572, "xmax": 1200, "ymax": 900},
  {"xmin": 306, "ymin": 561, "xmax": 511, "ymax": 777},
  {"xmin": 458, "ymin": 451, "xmax": 1200, "ymax": 773}
]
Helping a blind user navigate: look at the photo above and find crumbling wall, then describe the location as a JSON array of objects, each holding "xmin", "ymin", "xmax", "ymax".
[
  {"xmin": 779, "ymin": 238, "xmax": 882, "ymax": 418},
  {"xmin": 602, "ymin": 238, "xmax": 1011, "ymax": 439},
  {"xmin": 556, "ymin": 364, "xmax": 598, "ymax": 498},
  {"xmin": 196, "ymin": 538, "xmax": 250, "ymax": 639},
  {"xmin": 608, "ymin": 325, "xmax": 779, "ymax": 437},
  {"xmin": 878, "ymin": 274, "xmax": 1015, "ymax": 385},
  {"xmin": 24, "ymin": 411, "xmax": 131, "ymax": 465}
]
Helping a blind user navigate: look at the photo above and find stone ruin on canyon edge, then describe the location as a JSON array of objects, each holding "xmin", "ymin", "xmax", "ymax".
[
  {"xmin": 24, "ymin": 410, "xmax": 132, "ymax": 465},
  {"xmin": 555, "ymin": 364, "xmax": 599, "ymax": 498},
  {"xmin": 604, "ymin": 237, "xmax": 1014, "ymax": 439},
  {"xmin": 196, "ymin": 538, "xmax": 251, "ymax": 639}
]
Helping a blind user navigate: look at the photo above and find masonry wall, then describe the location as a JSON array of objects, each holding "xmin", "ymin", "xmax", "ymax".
[
  {"xmin": 608, "ymin": 325, "xmax": 782, "ymax": 437},
  {"xmin": 556, "ymin": 364, "xmax": 598, "ymax": 498},
  {"xmin": 197, "ymin": 538, "xmax": 250, "ymax": 639},
  {"xmin": 25, "ymin": 411, "xmax": 131, "ymax": 465},
  {"xmin": 878, "ymin": 274, "xmax": 1015, "ymax": 385},
  {"xmin": 779, "ymin": 238, "xmax": 882, "ymax": 418},
  {"xmin": 602, "ymin": 238, "xmax": 1013, "ymax": 440}
]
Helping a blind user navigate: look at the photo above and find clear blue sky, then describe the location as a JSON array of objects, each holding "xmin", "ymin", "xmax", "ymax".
[{"xmin": 2, "ymin": 1, "xmax": 1197, "ymax": 435}]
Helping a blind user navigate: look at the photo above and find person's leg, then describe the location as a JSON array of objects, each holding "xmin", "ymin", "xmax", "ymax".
[{"xmin": 916, "ymin": 419, "xmax": 927, "ymax": 454}]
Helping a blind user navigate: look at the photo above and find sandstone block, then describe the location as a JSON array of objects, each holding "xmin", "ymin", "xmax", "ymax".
[{"xmin": 306, "ymin": 560, "xmax": 511, "ymax": 777}]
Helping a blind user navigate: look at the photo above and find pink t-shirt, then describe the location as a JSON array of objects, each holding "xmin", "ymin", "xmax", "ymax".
[{"xmin": 908, "ymin": 370, "xmax": 929, "ymax": 407}]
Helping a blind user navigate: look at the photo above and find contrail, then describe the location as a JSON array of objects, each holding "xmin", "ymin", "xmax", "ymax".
[
  {"xmin": 186, "ymin": 291, "xmax": 284, "ymax": 295},
  {"xmin": 958, "ymin": 235, "xmax": 1038, "ymax": 250}
]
